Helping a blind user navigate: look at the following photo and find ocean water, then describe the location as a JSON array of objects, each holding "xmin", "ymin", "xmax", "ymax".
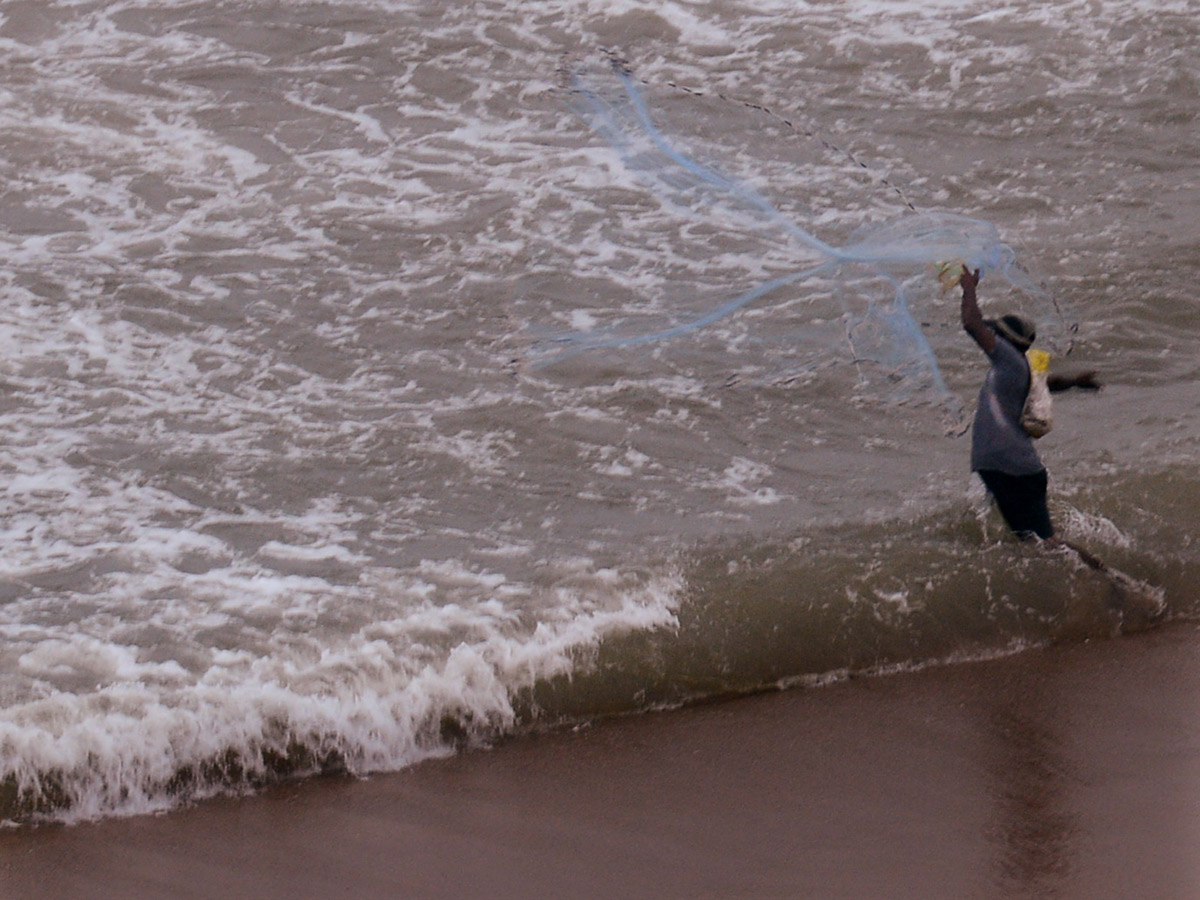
[{"xmin": 0, "ymin": 0, "xmax": 1196, "ymax": 823}]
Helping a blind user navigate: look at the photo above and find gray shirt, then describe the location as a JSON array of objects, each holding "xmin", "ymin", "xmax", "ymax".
[{"xmin": 970, "ymin": 337, "xmax": 1044, "ymax": 475}]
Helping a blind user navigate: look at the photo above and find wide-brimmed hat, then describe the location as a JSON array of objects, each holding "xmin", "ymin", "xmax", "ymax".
[{"xmin": 987, "ymin": 314, "xmax": 1036, "ymax": 351}]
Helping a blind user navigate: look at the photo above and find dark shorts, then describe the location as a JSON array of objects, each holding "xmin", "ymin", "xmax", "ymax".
[{"xmin": 976, "ymin": 469, "xmax": 1054, "ymax": 540}]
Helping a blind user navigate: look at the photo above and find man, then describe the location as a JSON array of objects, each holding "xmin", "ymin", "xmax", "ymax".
[
  {"xmin": 959, "ymin": 267, "xmax": 1099, "ymax": 557},
  {"xmin": 960, "ymin": 267, "xmax": 1165, "ymax": 628}
]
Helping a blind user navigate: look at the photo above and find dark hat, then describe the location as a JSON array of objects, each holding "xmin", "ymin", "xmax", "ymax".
[{"xmin": 987, "ymin": 314, "xmax": 1036, "ymax": 351}]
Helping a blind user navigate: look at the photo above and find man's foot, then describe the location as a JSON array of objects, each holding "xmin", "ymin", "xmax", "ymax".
[{"xmin": 1107, "ymin": 573, "xmax": 1167, "ymax": 633}]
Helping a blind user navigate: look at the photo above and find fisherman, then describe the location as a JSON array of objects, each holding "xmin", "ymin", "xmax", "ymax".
[
  {"xmin": 959, "ymin": 266, "xmax": 1169, "ymax": 630},
  {"xmin": 958, "ymin": 266, "xmax": 1097, "ymax": 552}
]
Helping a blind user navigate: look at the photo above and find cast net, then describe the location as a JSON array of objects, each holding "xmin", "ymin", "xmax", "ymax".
[{"xmin": 529, "ymin": 55, "xmax": 1074, "ymax": 426}]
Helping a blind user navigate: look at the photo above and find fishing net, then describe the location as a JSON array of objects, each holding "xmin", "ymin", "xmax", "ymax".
[{"xmin": 530, "ymin": 55, "xmax": 1074, "ymax": 425}]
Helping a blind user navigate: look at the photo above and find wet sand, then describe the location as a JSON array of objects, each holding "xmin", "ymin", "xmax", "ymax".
[{"xmin": 3, "ymin": 621, "xmax": 1199, "ymax": 900}]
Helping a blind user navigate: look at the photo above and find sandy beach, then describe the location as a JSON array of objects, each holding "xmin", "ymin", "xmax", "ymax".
[{"xmin": 2, "ymin": 620, "xmax": 1198, "ymax": 899}]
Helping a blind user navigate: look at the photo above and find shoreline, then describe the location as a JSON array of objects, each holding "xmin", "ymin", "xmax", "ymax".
[{"xmin": 3, "ymin": 621, "xmax": 1199, "ymax": 899}]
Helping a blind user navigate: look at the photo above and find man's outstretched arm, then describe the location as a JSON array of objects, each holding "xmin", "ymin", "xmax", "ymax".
[
  {"xmin": 1048, "ymin": 371, "xmax": 1101, "ymax": 392},
  {"xmin": 960, "ymin": 267, "xmax": 996, "ymax": 354}
]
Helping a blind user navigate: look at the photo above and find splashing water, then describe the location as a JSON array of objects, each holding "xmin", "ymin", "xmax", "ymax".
[{"xmin": 532, "ymin": 56, "xmax": 1075, "ymax": 425}]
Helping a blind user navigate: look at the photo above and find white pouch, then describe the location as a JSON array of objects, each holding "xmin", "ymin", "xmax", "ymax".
[{"xmin": 1022, "ymin": 349, "xmax": 1053, "ymax": 438}]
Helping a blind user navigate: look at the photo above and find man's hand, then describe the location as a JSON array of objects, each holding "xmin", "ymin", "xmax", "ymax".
[{"xmin": 1048, "ymin": 370, "xmax": 1102, "ymax": 392}]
